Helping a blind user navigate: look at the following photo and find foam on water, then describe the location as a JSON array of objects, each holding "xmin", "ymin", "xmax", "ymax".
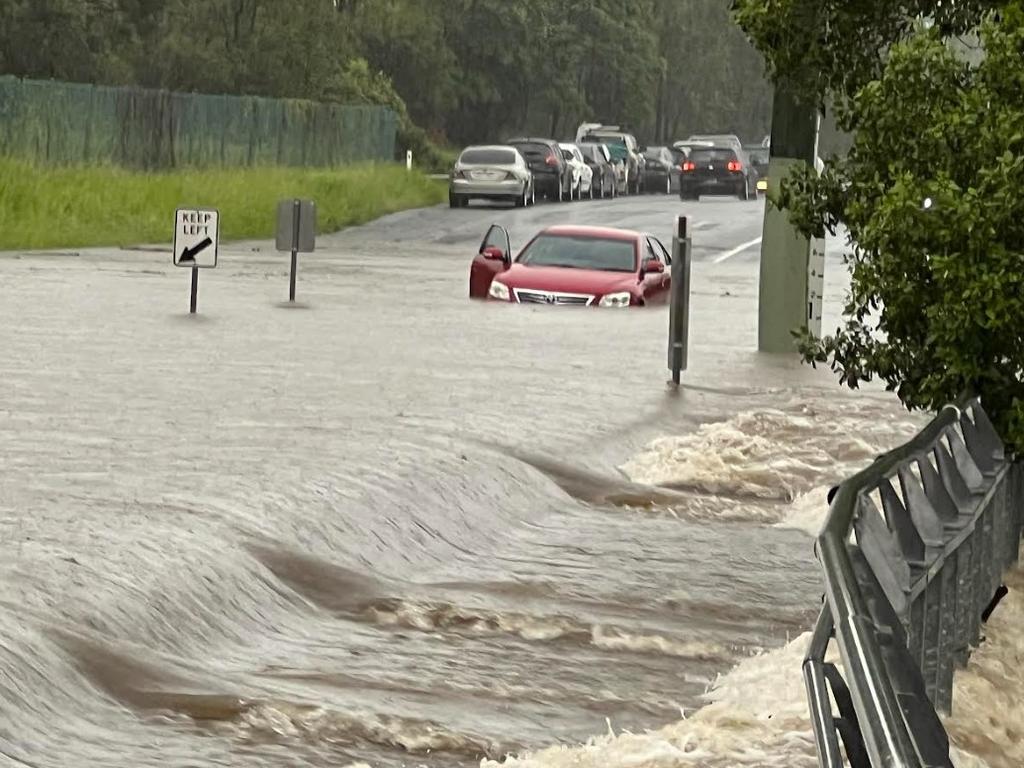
[
  {"xmin": 486, "ymin": 560, "xmax": 1024, "ymax": 768},
  {"xmin": 773, "ymin": 488, "xmax": 832, "ymax": 538},
  {"xmin": 234, "ymin": 702, "xmax": 501, "ymax": 757},
  {"xmin": 620, "ymin": 407, "xmax": 919, "ymax": 507},
  {"xmin": 366, "ymin": 600, "xmax": 730, "ymax": 661},
  {"xmin": 484, "ymin": 632, "xmax": 821, "ymax": 768}
]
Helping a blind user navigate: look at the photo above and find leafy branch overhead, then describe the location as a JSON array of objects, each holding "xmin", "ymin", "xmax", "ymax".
[
  {"xmin": 731, "ymin": 0, "xmax": 1002, "ymax": 104},
  {"xmin": 735, "ymin": 0, "xmax": 1024, "ymax": 452}
]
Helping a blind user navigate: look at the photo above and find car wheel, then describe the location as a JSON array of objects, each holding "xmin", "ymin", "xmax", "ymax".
[
  {"xmin": 557, "ymin": 178, "xmax": 564, "ymax": 203},
  {"xmin": 515, "ymin": 187, "xmax": 526, "ymax": 208},
  {"xmin": 448, "ymin": 191, "xmax": 458, "ymax": 209},
  {"xmin": 589, "ymin": 179, "xmax": 594, "ymax": 200},
  {"xmin": 530, "ymin": 182, "xmax": 536, "ymax": 206},
  {"xmin": 738, "ymin": 180, "xmax": 749, "ymax": 201},
  {"xmin": 664, "ymin": 175, "xmax": 671, "ymax": 195}
]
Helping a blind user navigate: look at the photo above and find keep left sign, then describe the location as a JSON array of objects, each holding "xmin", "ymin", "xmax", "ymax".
[{"xmin": 174, "ymin": 208, "xmax": 220, "ymax": 268}]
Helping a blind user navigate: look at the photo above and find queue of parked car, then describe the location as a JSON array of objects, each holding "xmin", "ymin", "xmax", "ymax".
[{"xmin": 448, "ymin": 124, "xmax": 773, "ymax": 208}]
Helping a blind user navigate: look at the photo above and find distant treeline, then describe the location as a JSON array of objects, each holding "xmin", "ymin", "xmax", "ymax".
[{"xmin": 0, "ymin": 0, "xmax": 773, "ymax": 155}]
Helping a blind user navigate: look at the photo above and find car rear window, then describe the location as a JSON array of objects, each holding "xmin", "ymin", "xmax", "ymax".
[
  {"xmin": 690, "ymin": 149, "xmax": 737, "ymax": 164},
  {"xmin": 517, "ymin": 234, "xmax": 636, "ymax": 273},
  {"xmin": 690, "ymin": 135, "xmax": 738, "ymax": 145},
  {"xmin": 510, "ymin": 142, "xmax": 551, "ymax": 160},
  {"xmin": 460, "ymin": 148, "xmax": 516, "ymax": 165}
]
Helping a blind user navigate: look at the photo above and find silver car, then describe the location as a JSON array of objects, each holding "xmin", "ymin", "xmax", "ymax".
[{"xmin": 449, "ymin": 145, "xmax": 536, "ymax": 209}]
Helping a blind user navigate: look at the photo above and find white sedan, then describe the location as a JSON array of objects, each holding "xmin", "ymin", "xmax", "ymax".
[{"xmin": 558, "ymin": 142, "xmax": 595, "ymax": 200}]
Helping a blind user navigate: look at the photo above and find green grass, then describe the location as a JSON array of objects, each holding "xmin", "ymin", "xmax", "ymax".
[{"xmin": 0, "ymin": 159, "xmax": 447, "ymax": 250}]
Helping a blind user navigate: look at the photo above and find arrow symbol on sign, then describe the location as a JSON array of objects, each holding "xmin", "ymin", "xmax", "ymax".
[{"xmin": 179, "ymin": 237, "xmax": 212, "ymax": 264}]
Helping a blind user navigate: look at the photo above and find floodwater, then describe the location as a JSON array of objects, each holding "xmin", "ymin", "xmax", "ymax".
[{"xmin": 0, "ymin": 195, "xmax": 979, "ymax": 768}]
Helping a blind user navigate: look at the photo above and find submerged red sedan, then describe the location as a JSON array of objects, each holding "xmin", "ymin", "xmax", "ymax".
[{"xmin": 468, "ymin": 225, "xmax": 672, "ymax": 307}]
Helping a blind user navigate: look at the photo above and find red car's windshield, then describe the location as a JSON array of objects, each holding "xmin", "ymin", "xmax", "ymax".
[{"xmin": 517, "ymin": 234, "xmax": 636, "ymax": 272}]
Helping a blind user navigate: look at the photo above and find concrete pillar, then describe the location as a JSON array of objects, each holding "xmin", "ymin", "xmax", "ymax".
[{"xmin": 758, "ymin": 81, "xmax": 823, "ymax": 353}]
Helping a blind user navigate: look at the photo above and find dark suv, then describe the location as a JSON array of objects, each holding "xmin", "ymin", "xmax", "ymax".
[
  {"xmin": 505, "ymin": 138, "xmax": 573, "ymax": 202},
  {"xmin": 679, "ymin": 146, "xmax": 756, "ymax": 201}
]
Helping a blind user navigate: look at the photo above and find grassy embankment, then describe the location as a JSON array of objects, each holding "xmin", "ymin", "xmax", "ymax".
[{"xmin": 0, "ymin": 159, "xmax": 447, "ymax": 250}]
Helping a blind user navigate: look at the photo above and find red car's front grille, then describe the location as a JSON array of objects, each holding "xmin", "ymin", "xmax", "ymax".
[{"xmin": 513, "ymin": 289, "xmax": 594, "ymax": 306}]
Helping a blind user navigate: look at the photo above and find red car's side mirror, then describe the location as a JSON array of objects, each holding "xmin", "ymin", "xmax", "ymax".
[
  {"xmin": 481, "ymin": 246, "xmax": 506, "ymax": 262},
  {"xmin": 643, "ymin": 260, "xmax": 665, "ymax": 274}
]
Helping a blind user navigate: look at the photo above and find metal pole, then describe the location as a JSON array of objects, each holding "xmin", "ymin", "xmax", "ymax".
[
  {"xmin": 289, "ymin": 198, "xmax": 299, "ymax": 302},
  {"xmin": 190, "ymin": 266, "xmax": 198, "ymax": 314},
  {"xmin": 668, "ymin": 214, "xmax": 691, "ymax": 385}
]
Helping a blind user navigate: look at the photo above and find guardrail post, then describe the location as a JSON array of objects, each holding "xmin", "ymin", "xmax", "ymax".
[
  {"xmin": 921, "ymin": 577, "xmax": 941, "ymax": 705},
  {"xmin": 935, "ymin": 557, "xmax": 957, "ymax": 713},
  {"xmin": 953, "ymin": 542, "xmax": 974, "ymax": 668},
  {"xmin": 668, "ymin": 215, "xmax": 691, "ymax": 386}
]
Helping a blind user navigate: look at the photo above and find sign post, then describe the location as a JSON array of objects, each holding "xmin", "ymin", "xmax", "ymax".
[
  {"xmin": 190, "ymin": 265, "xmax": 199, "ymax": 313},
  {"xmin": 668, "ymin": 215, "xmax": 692, "ymax": 386},
  {"xmin": 173, "ymin": 207, "xmax": 220, "ymax": 314},
  {"xmin": 289, "ymin": 200, "xmax": 299, "ymax": 302},
  {"xmin": 275, "ymin": 199, "xmax": 316, "ymax": 303},
  {"xmin": 406, "ymin": 150, "xmax": 413, "ymax": 171}
]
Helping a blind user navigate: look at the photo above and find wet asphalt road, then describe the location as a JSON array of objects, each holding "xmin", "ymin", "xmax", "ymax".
[{"xmin": 323, "ymin": 192, "xmax": 770, "ymax": 265}]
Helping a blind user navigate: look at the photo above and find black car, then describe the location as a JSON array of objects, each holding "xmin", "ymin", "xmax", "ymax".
[
  {"xmin": 641, "ymin": 146, "xmax": 680, "ymax": 195},
  {"xmin": 579, "ymin": 142, "xmax": 617, "ymax": 198},
  {"xmin": 505, "ymin": 137, "xmax": 573, "ymax": 202},
  {"xmin": 679, "ymin": 146, "xmax": 757, "ymax": 201}
]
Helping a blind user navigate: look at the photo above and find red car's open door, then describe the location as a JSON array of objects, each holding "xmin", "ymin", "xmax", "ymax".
[{"xmin": 469, "ymin": 224, "xmax": 512, "ymax": 299}]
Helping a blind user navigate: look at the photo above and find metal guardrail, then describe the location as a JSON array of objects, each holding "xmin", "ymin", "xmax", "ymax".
[{"xmin": 805, "ymin": 397, "xmax": 1023, "ymax": 767}]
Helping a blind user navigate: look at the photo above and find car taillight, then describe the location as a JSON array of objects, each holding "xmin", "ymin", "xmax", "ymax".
[
  {"xmin": 727, "ymin": 161, "xmax": 742, "ymax": 172},
  {"xmin": 545, "ymin": 153, "xmax": 560, "ymax": 167},
  {"xmin": 682, "ymin": 161, "xmax": 695, "ymax": 172}
]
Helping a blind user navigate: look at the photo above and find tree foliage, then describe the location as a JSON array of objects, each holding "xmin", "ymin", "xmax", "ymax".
[
  {"xmin": 735, "ymin": 0, "xmax": 1024, "ymax": 450},
  {"xmin": 732, "ymin": 0, "xmax": 1002, "ymax": 105},
  {"xmin": 0, "ymin": 0, "xmax": 772, "ymax": 157}
]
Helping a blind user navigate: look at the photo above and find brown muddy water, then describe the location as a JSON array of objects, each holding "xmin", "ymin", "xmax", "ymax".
[{"xmin": 0, "ymin": 198, "xmax": 925, "ymax": 767}]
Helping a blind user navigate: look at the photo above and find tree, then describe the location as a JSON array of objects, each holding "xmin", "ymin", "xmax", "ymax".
[
  {"xmin": 0, "ymin": 0, "xmax": 778, "ymax": 161},
  {"xmin": 734, "ymin": 1, "xmax": 1024, "ymax": 451},
  {"xmin": 732, "ymin": 0, "xmax": 1002, "ymax": 107}
]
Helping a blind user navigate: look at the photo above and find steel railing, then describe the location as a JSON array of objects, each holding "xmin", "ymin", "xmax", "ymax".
[{"xmin": 804, "ymin": 397, "xmax": 1023, "ymax": 767}]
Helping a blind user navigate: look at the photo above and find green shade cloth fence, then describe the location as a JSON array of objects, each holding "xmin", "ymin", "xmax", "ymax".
[{"xmin": 0, "ymin": 76, "xmax": 397, "ymax": 169}]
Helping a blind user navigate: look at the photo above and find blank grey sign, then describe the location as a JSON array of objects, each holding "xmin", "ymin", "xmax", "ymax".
[{"xmin": 275, "ymin": 199, "xmax": 317, "ymax": 253}]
